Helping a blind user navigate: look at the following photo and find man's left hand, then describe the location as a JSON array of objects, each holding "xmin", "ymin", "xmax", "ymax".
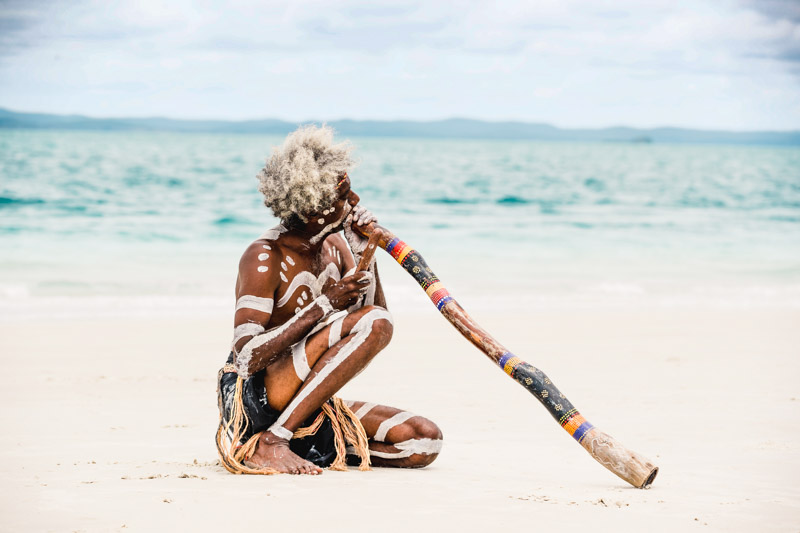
[{"xmin": 344, "ymin": 205, "xmax": 377, "ymax": 266}]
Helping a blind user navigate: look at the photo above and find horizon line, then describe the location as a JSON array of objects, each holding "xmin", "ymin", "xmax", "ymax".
[{"xmin": 2, "ymin": 106, "xmax": 798, "ymax": 134}]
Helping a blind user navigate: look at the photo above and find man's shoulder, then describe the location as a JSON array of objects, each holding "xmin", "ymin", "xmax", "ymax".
[
  {"xmin": 240, "ymin": 235, "xmax": 282, "ymax": 271},
  {"xmin": 323, "ymin": 231, "xmax": 348, "ymax": 250}
]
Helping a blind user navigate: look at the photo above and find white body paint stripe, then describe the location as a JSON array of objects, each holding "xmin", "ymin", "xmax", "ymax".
[
  {"xmin": 345, "ymin": 439, "xmax": 443, "ymax": 459},
  {"xmin": 276, "ymin": 266, "xmax": 342, "ymax": 308},
  {"xmin": 354, "ymin": 402, "xmax": 376, "ymax": 419},
  {"xmin": 276, "ymin": 271, "xmax": 318, "ymax": 307},
  {"xmin": 319, "ymin": 263, "xmax": 342, "ymax": 287},
  {"xmin": 328, "ymin": 316, "xmax": 345, "ymax": 348},
  {"xmin": 232, "ymin": 322, "xmax": 265, "ymax": 346},
  {"xmin": 269, "ymin": 425, "xmax": 293, "ymax": 441},
  {"xmin": 235, "ymin": 295, "xmax": 274, "ymax": 314},
  {"xmin": 395, "ymin": 438, "xmax": 443, "ymax": 455},
  {"xmin": 269, "ymin": 307, "xmax": 392, "ymax": 433},
  {"xmin": 292, "ymin": 337, "xmax": 311, "ymax": 381},
  {"xmin": 310, "ymin": 209, "xmax": 349, "ymax": 245},
  {"xmin": 374, "ymin": 411, "xmax": 416, "ymax": 442},
  {"xmin": 236, "ymin": 302, "xmax": 317, "ymax": 379},
  {"xmin": 369, "ymin": 438, "xmax": 443, "ymax": 459}
]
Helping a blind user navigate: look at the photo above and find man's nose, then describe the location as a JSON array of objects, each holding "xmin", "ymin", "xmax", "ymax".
[{"xmin": 348, "ymin": 191, "xmax": 360, "ymax": 205}]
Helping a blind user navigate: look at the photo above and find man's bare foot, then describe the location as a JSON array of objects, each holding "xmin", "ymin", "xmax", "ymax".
[{"xmin": 246, "ymin": 432, "xmax": 323, "ymax": 475}]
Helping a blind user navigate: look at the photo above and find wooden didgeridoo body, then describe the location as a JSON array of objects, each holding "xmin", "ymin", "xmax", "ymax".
[{"xmin": 355, "ymin": 222, "xmax": 659, "ymax": 488}]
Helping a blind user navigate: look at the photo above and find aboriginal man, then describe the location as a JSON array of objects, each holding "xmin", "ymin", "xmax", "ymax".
[{"xmin": 216, "ymin": 125, "xmax": 442, "ymax": 475}]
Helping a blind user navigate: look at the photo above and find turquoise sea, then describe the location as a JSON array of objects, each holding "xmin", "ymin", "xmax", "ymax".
[{"xmin": 1, "ymin": 129, "xmax": 799, "ymax": 317}]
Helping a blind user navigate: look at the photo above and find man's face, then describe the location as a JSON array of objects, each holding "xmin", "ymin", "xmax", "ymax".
[{"xmin": 310, "ymin": 173, "xmax": 359, "ymax": 231}]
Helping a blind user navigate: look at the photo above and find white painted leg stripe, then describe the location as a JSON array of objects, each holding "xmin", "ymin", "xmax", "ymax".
[
  {"xmin": 369, "ymin": 449, "xmax": 414, "ymax": 459},
  {"xmin": 395, "ymin": 438, "xmax": 443, "ymax": 455},
  {"xmin": 328, "ymin": 316, "xmax": 344, "ymax": 348},
  {"xmin": 235, "ymin": 295, "xmax": 274, "ymax": 314},
  {"xmin": 354, "ymin": 402, "xmax": 376, "ymax": 419},
  {"xmin": 271, "ymin": 307, "xmax": 393, "ymax": 431},
  {"xmin": 374, "ymin": 411, "xmax": 416, "ymax": 442},
  {"xmin": 367, "ymin": 439, "xmax": 443, "ymax": 459},
  {"xmin": 268, "ymin": 425, "xmax": 293, "ymax": 441},
  {"xmin": 292, "ymin": 337, "xmax": 311, "ymax": 381}
]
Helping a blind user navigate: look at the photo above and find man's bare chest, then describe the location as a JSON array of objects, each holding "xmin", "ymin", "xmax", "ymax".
[{"xmin": 269, "ymin": 245, "xmax": 344, "ymax": 322}]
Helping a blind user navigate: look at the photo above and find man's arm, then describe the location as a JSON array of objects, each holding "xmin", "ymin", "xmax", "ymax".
[
  {"xmin": 333, "ymin": 232, "xmax": 386, "ymax": 310},
  {"xmin": 232, "ymin": 241, "xmax": 329, "ymax": 378},
  {"xmin": 233, "ymin": 240, "xmax": 370, "ymax": 379}
]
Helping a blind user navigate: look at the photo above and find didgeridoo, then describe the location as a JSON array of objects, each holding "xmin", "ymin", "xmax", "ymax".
[{"xmin": 355, "ymin": 222, "xmax": 658, "ymax": 489}]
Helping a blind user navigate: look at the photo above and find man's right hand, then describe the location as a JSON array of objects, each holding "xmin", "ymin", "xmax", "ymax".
[{"xmin": 323, "ymin": 271, "xmax": 373, "ymax": 310}]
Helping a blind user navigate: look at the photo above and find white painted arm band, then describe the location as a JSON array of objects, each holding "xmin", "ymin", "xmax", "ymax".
[
  {"xmin": 232, "ymin": 322, "xmax": 266, "ymax": 346},
  {"xmin": 235, "ymin": 295, "xmax": 274, "ymax": 314},
  {"xmin": 316, "ymin": 295, "xmax": 335, "ymax": 317}
]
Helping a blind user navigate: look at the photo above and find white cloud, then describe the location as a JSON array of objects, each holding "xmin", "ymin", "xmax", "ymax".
[{"xmin": 0, "ymin": 0, "xmax": 797, "ymax": 129}]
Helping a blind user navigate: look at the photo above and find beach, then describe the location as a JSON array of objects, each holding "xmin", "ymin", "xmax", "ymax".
[
  {"xmin": 1, "ymin": 298, "xmax": 799, "ymax": 531},
  {"xmin": 1, "ymin": 130, "xmax": 799, "ymax": 531}
]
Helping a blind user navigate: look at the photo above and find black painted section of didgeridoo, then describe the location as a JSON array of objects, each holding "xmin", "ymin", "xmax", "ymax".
[
  {"xmin": 383, "ymin": 243, "xmax": 442, "ymax": 291},
  {"xmin": 509, "ymin": 362, "xmax": 577, "ymax": 424}
]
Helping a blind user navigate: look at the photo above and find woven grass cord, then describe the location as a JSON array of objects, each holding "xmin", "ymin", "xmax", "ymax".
[{"xmin": 215, "ymin": 371, "xmax": 372, "ymax": 474}]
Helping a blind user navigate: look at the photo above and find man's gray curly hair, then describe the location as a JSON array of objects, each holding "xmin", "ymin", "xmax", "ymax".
[{"xmin": 257, "ymin": 124, "xmax": 353, "ymax": 222}]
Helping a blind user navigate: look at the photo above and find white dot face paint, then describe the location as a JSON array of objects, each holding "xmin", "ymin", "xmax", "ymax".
[
  {"xmin": 286, "ymin": 256, "xmax": 295, "ymax": 266},
  {"xmin": 318, "ymin": 218, "xmax": 325, "ymax": 225},
  {"xmin": 281, "ymin": 262, "xmax": 287, "ymax": 271},
  {"xmin": 262, "ymin": 245, "xmax": 271, "ymax": 250},
  {"xmin": 294, "ymin": 307, "xmax": 301, "ymax": 314},
  {"xmin": 257, "ymin": 266, "xmax": 268, "ymax": 273},
  {"xmin": 280, "ymin": 272, "xmax": 288, "ymax": 283},
  {"xmin": 301, "ymin": 291, "xmax": 308, "ymax": 301},
  {"xmin": 258, "ymin": 253, "xmax": 269, "ymax": 261},
  {"xmin": 296, "ymin": 296, "xmax": 304, "ymax": 306}
]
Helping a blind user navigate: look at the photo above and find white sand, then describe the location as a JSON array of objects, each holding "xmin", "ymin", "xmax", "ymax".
[{"xmin": 0, "ymin": 306, "xmax": 798, "ymax": 531}]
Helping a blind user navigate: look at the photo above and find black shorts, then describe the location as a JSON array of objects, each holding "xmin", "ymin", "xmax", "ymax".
[{"xmin": 217, "ymin": 353, "xmax": 337, "ymax": 468}]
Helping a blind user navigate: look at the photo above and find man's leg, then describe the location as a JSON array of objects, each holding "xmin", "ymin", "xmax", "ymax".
[
  {"xmin": 247, "ymin": 305, "xmax": 393, "ymax": 474},
  {"xmin": 344, "ymin": 401, "xmax": 443, "ymax": 468}
]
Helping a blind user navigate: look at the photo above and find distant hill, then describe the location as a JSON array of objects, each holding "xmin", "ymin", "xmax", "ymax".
[{"xmin": 0, "ymin": 107, "xmax": 797, "ymax": 145}]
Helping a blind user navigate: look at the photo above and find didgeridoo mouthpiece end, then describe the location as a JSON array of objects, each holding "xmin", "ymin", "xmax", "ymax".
[{"xmin": 579, "ymin": 427, "xmax": 659, "ymax": 489}]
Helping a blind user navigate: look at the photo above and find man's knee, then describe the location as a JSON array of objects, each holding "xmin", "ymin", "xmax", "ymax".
[
  {"xmin": 391, "ymin": 416, "xmax": 443, "ymax": 444},
  {"xmin": 354, "ymin": 305, "xmax": 393, "ymax": 346},
  {"xmin": 396, "ymin": 417, "xmax": 443, "ymax": 468},
  {"xmin": 410, "ymin": 416, "xmax": 442, "ymax": 441}
]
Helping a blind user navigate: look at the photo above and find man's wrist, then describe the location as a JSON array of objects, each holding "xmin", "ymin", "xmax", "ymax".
[{"xmin": 316, "ymin": 295, "xmax": 335, "ymax": 317}]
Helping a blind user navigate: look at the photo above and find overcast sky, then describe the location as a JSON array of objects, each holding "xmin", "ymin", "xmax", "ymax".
[{"xmin": 0, "ymin": 0, "xmax": 798, "ymax": 130}]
